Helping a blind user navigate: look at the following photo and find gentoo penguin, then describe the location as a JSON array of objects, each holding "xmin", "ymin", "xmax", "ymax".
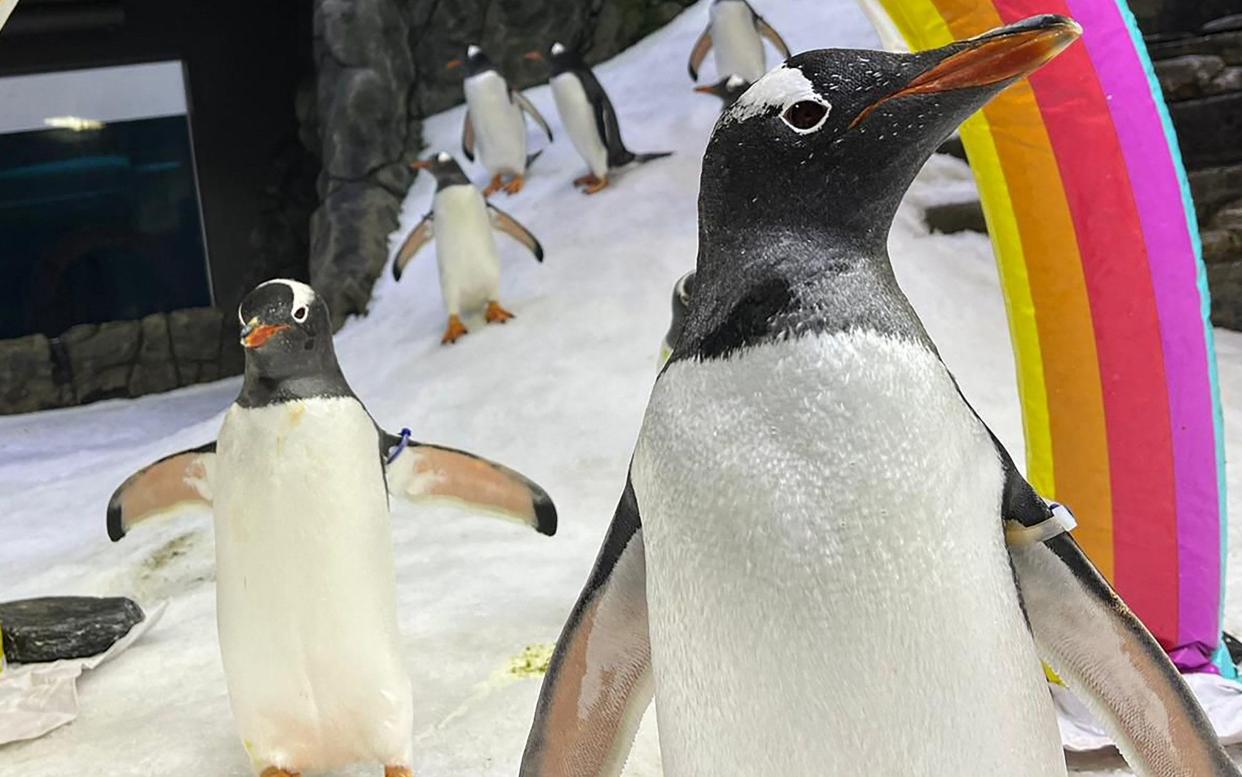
[
  {"xmin": 658, "ymin": 271, "xmax": 694, "ymax": 366},
  {"xmin": 525, "ymin": 42, "xmax": 671, "ymax": 195},
  {"xmin": 520, "ymin": 16, "xmax": 1241, "ymax": 777},
  {"xmin": 692, "ymin": 74, "xmax": 751, "ymax": 110},
  {"xmin": 449, "ymin": 44, "xmax": 553, "ymax": 196},
  {"xmin": 106, "ymin": 279, "xmax": 558, "ymax": 776},
  {"xmin": 687, "ymin": 0, "xmax": 790, "ymax": 84},
  {"xmin": 393, "ymin": 152, "xmax": 544, "ymax": 344}
]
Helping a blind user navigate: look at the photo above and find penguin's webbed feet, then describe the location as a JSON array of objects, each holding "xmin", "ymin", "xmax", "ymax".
[
  {"xmin": 441, "ymin": 314, "xmax": 468, "ymax": 345},
  {"xmin": 482, "ymin": 174, "xmax": 504, "ymax": 197},
  {"xmin": 259, "ymin": 769, "xmax": 300, "ymax": 777},
  {"xmin": 502, "ymin": 175, "xmax": 525, "ymax": 195},
  {"xmin": 575, "ymin": 174, "xmax": 609, "ymax": 195},
  {"xmin": 384, "ymin": 767, "xmax": 413, "ymax": 777},
  {"xmin": 485, "ymin": 301, "xmax": 515, "ymax": 324}
]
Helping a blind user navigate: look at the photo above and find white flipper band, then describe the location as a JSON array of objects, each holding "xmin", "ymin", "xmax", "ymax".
[{"xmin": 1005, "ymin": 502, "xmax": 1077, "ymax": 548}]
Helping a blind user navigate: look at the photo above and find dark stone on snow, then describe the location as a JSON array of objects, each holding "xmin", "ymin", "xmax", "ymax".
[
  {"xmin": 1154, "ymin": 55, "xmax": 1225, "ymax": 99},
  {"xmin": 1169, "ymin": 92, "xmax": 1242, "ymax": 168},
  {"xmin": 0, "ymin": 596, "xmax": 145, "ymax": 663},
  {"xmin": 925, "ymin": 200, "xmax": 987, "ymax": 235}
]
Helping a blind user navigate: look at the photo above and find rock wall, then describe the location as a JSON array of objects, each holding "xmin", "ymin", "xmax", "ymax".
[
  {"xmin": 0, "ymin": 310, "xmax": 243, "ymax": 415},
  {"xmin": 310, "ymin": 0, "xmax": 695, "ymax": 327}
]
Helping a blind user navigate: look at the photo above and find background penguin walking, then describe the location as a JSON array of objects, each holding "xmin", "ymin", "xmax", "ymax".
[
  {"xmin": 393, "ymin": 152, "xmax": 544, "ymax": 344},
  {"xmin": 693, "ymin": 74, "xmax": 751, "ymax": 110},
  {"xmin": 519, "ymin": 16, "xmax": 1242, "ymax": 777},
  {"xmin": 106, "ymin": 279, "xmax": 558, "ymax": 777},
  {"xmin": 450, "ymin": 44, "xmax": 553, "ymax": 196},
  {"xmin": 686, "ymin": 0, "xmax": 790, "ymax": 85},
  {"xmin": 525, "ymin": 42, "xmax": 671, "ymax": 195}
]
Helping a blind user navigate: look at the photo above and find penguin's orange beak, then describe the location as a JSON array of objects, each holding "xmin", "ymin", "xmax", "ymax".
[
  {"xmin": 410, "ymin": 159, "xmax": 433, "ymax": 171},
  {"xmin": 523, "ymin": 51, "xmax": 544, "ymax": 62},
  {"xmin": 851, "ymin": 14, "xmax": 1081, "ymax": 128},
  {"xmin": 693, "ymin": 85, "xmax": 717, "ymax": 95},
  {"xmin": 445, "ymin": 59, "xmax": 463, "ymax": 70},
  {"xmin": 240, "ymin": 320, "xmax": 291, "ymax": 349}
]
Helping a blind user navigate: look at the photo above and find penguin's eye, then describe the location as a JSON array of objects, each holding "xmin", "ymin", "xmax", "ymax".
[
  {"xmin": 781, "ymin": 100, "xmax": 830, "ymax": 133},
  {"xmin": 293, "ymin": 306, "xmax": 308, "ymax": 322}
]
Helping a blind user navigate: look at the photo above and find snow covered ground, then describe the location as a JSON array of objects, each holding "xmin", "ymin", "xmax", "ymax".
[{"xmin": 3, "ymin": 0, "xmax": 1242, "ymax": 774}]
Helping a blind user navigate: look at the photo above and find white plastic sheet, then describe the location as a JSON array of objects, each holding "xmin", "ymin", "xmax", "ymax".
[{"xmin": 0, "ymin": 601, "xmax": 165, "ymax": 745}]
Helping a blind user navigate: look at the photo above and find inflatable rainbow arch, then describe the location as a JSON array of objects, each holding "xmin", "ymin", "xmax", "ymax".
[{"xmin": 865, "ymin": 0, "xmax": 1230, "ymax": 673}]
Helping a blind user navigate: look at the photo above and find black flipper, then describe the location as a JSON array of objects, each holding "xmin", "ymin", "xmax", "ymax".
[
  {"xmin": 520, "ymin": 476, "xmax": 652, "ymax": 776},
  {"xmin": 687, "ymin": 25, "xmax": 712, "ymax": 80},
  {"xmin": 487, "ymin": 203, "xmax": 544, "ymax": 262},
  {"xmin": 577, "ymin": 66, "xmax": 672, "ymax": 171}
]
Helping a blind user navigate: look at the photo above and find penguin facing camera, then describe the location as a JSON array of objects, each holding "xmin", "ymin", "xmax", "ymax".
[
  {"xmin": 658, "ymin": 271, "xmax": 695, "ymax": 367},
  {"xmin": 107, "ymin": 279, "xmax": 558, "ymax": 777},
  {"xmin": 687, "ymin": 0, "xmax": 791, "ymax": 84},
  {"xmin": 448, "ymin": 44, "xmax": 554, "ymax": 196},
  {"xmin": 519, "ymin": 16, "xmax": 1240, "ymax": 777},
  {"xmin": 396, "ymin": 152, "xmax": 545, "ymax": 345},
  {"xmin": 693, "ymin": 74, "xmax": 751, "ymax": 110},
  {"xmin": 525, "ymin": 42, "xmax": 672, "ymax": 195}
]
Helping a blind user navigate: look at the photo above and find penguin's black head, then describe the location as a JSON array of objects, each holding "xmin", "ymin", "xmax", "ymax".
[
  {"xmin": 448, "ymin": 44, "xmax": 495, "ymax": 78},
  {"xmin": 412, "ymin": 151, "xmax": 470, "ymax": 190},
  {"xmin": 700, "ymin": 15, "xmax": 1080, "ymax": 246},
  {"xmin": 693, "ymin": 74, "xmax": 751, "ymax": 108},
  {"xmin": 523, "ymin": 41, "xmax": 582, "ymax": 77},
  {"xmin": 238, "ymin": 279, "xmax": 336, "ymax": 379}
]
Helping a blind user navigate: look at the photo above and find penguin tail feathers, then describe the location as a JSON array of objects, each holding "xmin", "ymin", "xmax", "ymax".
[
  {"xmin": 633, "ymin": 151, "xmax": 673, "ymax": 164},
  {"xmin": 526, "ymin": 149, "xmax": 544, "ymax": 171}
]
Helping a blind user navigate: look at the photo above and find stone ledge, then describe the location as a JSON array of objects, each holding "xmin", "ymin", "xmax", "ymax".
[{"xmin": 0, "ymin": 308, "xmax": 243, "ymax": 416}]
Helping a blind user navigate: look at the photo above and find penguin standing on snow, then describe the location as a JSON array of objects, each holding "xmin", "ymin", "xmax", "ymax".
[
  {"xmin": 450, "ymin": 44, "xmax": 553, "ymax": 196},
  {"xmin": 525, "ymin": 42, "xmax": 671, "ymax": 195},
  {"xmin": 106, "ymin": 279, "xmax": 558, "ymax": 777},
  {"xmin": 394, "ymin": 152, "xmax": 544, "ymax": 345},
  {"xmin": 693, "ymin": 74, "xmax": 751, "ymax": 110},
  {"xmin": 520, "ymin": 16, "xmax": 1241, "ymax": 777},
  {"xmin": 687, "ymin": 0, "xmax": 790, "ymax": 84}
]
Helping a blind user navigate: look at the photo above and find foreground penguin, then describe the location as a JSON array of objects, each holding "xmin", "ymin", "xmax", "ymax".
[
  {"xmin": 687, "ymin": 0, "xmax": 790, "ymax": 84},
  {"xmin": 525, "ymin": 42, "xmax": 671, "ymax": 195},
  {"xmin": 693, "ymin": 74, "xmax": 751, "ymax": 110},
  {"xmin": 450, "ymin": 45, "xmax": 553, "ymax": 196},
  {"xmin": 393, "ymin": 152, "xmax": 544, "ymax": 344},
  {"xmin": 520, "ymin": 17, "xmax": 1241, "ymax": 777},
  {"xmin": 107, "ymin": 279, "xmax": 557, "ymax": 776}
]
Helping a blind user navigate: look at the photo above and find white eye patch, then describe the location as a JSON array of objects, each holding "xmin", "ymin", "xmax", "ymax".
[
  {"xmin": 437, "ymin": 151, "xmax": 451, "ymax": 162},
  {"xmin": 551, "ymin": 42, "xmax": 565, "ymax": 55},
  {"xmin": 727, "ymin": 65, "xmax": 825, "ymax": 123}
]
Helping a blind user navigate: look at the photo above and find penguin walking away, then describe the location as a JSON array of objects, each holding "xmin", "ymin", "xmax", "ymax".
[
  {"xmin": 450, "ymin": 45, "xmax": 553, "ymax": 196},
  {"xmin": 693, "ymin": 74, "xmax": 751, "ymax": 110},
  {"xmin": 106, "ymin": 279, "xmax": 557, "ymax": 776},
  {"xmin": 525, "ymin": 42, "xmax": 671, "ymax": 195},
  {"xmin": 520, "ymin": 16, "xmax": 1242, "ymax": 777},
  {"xmin": 687, "ymin": 0, "xmax": 790, "ymax": 84},
  {"xmin": 393, "ymin": 152, "xmax": 544, "ymax": 344}
]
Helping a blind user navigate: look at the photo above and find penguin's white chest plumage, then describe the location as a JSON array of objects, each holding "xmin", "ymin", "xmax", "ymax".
[
  {"xmin": 464, "ymin": 71, "xmax": 527, "ymax": 175},
  {"xmin": 432, "ymin": 184, "xmax": 501, "ymax": 315},
  {"xmin": 551, "ymin": 72, "xmax": 609, "ymax": 178},
  {"xmin": 710, "ymin": 1, "xmax": 767, "ymax": 82},
  {"xmin": 214, "ymin": 397, "xmax": 412, "ymax": 772},
  {"xmin": 631, "ymin": 330, "xmax": 1064, "ymax": 776}
]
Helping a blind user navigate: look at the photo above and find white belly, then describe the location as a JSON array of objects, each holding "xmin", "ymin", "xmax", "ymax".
[
  {"xmin": 214, "ymin": 398, "xmax": 412, "ymax": 772},
  {"xmin": 710, "ymin": 1, "xmax": 768, "ymax": 82},
  {"xmin": 433, "ymin": 184, "xmax": 501, "ymax": 315},
  {"xmin": 465, "ymin": 71, "xmax": 527, "ymax": 175},
  {"xmin": 631, "ymin": 330, "xmax": 1064, "ymax": 776},
  {"xmin": 551, "ymin": 73, "xmax": 609, "ymax": 177}
]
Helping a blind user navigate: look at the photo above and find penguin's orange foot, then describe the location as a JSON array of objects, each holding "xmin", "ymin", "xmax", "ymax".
[
  {"xmin": 482, "ymin": 175, "xmax": 503, "ymax": 197},
  {"xmin": 583, "ymin": 176, "xmax": 609, "ymax": 195},
  {"xmin": 441, "ymin": 315, "xmax": 468, "ymax": 344},
  {"xmin": 485, "ymin": 301, "xmax": 515, "ymax": 324},
  {"xmin": 259, "ymin": 769, "xmax": 300, "ymax": 777},
  {"xmin": 573, "ymin": 172, "xmax": 599, "ymax": 186},
  {"xmin": 384, "ymin": 767, "xmax": 413, "ymax": 777},
  {"xmin": 503, "ymin": 175, "xmax": 525, "ymax": 195}
]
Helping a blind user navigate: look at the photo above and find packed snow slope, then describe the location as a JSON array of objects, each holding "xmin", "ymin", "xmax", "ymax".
[{"xmin": 3, "ymin": 1, "xmax": 1241, "ymax": 774}]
